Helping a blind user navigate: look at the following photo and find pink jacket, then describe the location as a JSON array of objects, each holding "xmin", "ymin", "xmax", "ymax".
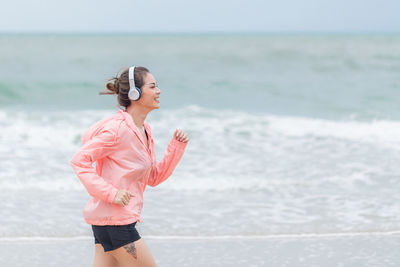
[{"xmin": 70, "ymin": 109, "xmax": 187, "ymax": 225}]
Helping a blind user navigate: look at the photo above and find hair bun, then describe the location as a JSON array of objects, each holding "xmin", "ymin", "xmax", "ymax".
[{"xmin": 105, "ymin": 78, "xmax": 119, "ymax": 95}]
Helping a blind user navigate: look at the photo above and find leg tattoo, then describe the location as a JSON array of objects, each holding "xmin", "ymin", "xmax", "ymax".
[{"xmin": 123, "ymin": 243, "xmax": 137, "ymax": 260}]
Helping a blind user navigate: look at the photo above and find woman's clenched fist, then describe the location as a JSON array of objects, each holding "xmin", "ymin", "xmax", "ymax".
[
  {"xmin": 174, "ymin": 129, "xmax": 189, "ymax": 143},
  {"xmin": 113, "ymin": 189, "xmax": 134, "ymax": 207}
]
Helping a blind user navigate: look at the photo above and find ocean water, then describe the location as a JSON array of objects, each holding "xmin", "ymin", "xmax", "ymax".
[{"xmin": 1, "ymin": 34, "xmax": 400, "ymax": 263}]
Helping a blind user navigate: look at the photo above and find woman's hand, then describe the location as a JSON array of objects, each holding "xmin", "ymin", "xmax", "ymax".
[
  {"xmin": 174, "ymin": 129, "xmax": 189, "ymax": 143},
  {"xmin": 113, "ymin": 189, "xmax": 134, "ymax": 207}
]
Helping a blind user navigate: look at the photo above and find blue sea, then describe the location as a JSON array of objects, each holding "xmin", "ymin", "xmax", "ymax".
[{"xmin": 0, "ymin": 33, "xmax": 400, "ymax": 266}]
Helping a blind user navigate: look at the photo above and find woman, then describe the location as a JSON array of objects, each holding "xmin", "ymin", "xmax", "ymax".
[{"xmin": 70, "ymin": 66, "xmax": 189, "ymax": 267}]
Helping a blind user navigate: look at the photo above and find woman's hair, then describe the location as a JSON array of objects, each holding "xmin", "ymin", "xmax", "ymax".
[{"xmin": 100, "ymin": 66, "xmax": 150, "ymax": 109}]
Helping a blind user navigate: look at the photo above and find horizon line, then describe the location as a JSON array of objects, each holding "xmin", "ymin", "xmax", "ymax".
[{"xmin": 0, "ymin": 30, "xmax": 399, "ymax": 36}]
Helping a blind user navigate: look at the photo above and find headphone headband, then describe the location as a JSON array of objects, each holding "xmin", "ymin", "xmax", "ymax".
[
  {"xmin": 128, "ymin": 66, "xmax": 136, "ymax": 90},
  {"xmin": 127, "ymin": 66, "xmax": 141, "ymax": 101}
]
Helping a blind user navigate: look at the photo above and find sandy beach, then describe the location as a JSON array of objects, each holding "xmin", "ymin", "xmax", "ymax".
[{"xmin": 0, "ymin": 233, "xmax": 399, "ymax": 266}]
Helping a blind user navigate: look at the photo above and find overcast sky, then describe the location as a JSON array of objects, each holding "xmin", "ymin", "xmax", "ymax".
[{"xmin": 0, "ymin": 0, "xmax": 399, "ymax": 33}]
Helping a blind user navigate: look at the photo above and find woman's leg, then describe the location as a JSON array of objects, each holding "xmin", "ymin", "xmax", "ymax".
[
  {"xmin": 93, "ymin": 243, "xmax": 121, "ymax": 267},
  {"xmin": 108, "ymin": 238, "xmax": 157, "ymax": 267}
]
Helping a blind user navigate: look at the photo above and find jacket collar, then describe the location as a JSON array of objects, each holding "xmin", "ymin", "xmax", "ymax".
[{"xmin": 117, "ymin": 109, "xmax": 152, "ymax": 152}]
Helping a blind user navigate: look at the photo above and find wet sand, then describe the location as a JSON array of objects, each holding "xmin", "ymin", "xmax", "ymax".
[{"xmin": 0, "ymin": 233, "xmax": 399, "ymax": 266}]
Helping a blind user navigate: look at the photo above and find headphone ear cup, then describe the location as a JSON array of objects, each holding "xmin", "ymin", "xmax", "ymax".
[{"xmin": 128, "ymin": 86, "xmax": 141, "ymax": 101}]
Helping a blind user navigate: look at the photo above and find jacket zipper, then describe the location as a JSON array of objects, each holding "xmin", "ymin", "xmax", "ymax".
[{"xmin": 132, "ymin": 130, "xmax": 151, "ymax": 157}]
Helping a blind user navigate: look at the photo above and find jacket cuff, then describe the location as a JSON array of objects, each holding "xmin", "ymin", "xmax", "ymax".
[
  {"xmin": 108, "ymin": 187, "xmax": 119, "ymax": 204},
  {"xmin": 170, "ymin": 137, "xmax": 188, "ymax": 151}
]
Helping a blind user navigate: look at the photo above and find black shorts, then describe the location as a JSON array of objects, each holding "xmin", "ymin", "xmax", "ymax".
[{"xmin": 92, "ymin": 221, "xmax": 141, "ymax": 252}]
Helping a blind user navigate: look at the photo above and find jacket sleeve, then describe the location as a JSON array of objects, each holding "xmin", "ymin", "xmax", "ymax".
[
  {"xmin": 147, "ymin": 137, "xmax": 188, "ymax": 187},
  {"xmin": 70, "ymin": 128, "xmax": 120, "ymax": 204}
]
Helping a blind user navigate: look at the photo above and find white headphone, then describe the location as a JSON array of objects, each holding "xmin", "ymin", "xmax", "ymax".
[{"xmin": 128, "ymin": 66, "xmax": 142, "ymax": 101}]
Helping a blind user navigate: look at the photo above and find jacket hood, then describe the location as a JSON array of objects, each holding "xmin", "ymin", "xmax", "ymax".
[
  {"xmin": 81, "ymin": 110, "xmax": 127, "ymax": 145},
  {"xmin": 81, "ymin": 109, "xmax": 150, "ymax": 145}
]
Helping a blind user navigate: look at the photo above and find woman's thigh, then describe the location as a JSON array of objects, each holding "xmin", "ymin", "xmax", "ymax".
[
  {"xmin": 108, "ymin": 238, "xmax": 157, "ymax": 267},
  {"xmin": 94, "ymin": 243, "xmax": 120, "ymax": 267}
]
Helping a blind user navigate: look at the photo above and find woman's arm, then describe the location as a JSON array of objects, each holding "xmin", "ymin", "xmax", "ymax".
[
  {"xmin": 147, "ymin": 130, "xmax": 188, "ymax": 187},
  {"xmin": 70, "ymin": 128, "xmax": 120, "ymax": 203}
]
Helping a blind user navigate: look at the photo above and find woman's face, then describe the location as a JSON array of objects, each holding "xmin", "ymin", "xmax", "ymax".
[{"xmin": 138, "ymin": 72, "xmax": 161, "ymax": 110}]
